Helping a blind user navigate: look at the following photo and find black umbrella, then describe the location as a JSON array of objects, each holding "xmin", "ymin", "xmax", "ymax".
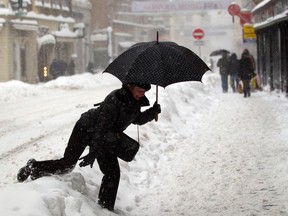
[
  {"xmin": 104, "ymin": 35, "xmax": 210, "ymax": 121},
  {"xmin": 209, "ymin": 49, "xmax": 230, "ymax": 56},
  {"xmin": 104, "ymin": 40, "xmax": 210, "ymax": 88}
]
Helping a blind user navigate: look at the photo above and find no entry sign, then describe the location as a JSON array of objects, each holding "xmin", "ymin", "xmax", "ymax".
[
  {"xmin": 192, "ymin": 28, "xmax": 204, "ymax": 40},
  {"xmin": 228, "ymin": 3, "xmax": 241, "ymax": 16}
]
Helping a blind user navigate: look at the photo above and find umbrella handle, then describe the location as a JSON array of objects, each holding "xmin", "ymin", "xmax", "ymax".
[
  {"xmin": 155, "ymin": 85, "xmax": 158, "ymax": 122},
  {"xmin": 155, "ymin": 31, "xmax": 159, "ymax": 122}
]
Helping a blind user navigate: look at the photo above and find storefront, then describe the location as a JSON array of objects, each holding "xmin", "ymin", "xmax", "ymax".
[
  {"xmin": 252, "ymin": 0, "xmax": 288, "ymax": 93},
  {"xmin": 0, "ymin": 16, "xmax": 38, "ymax": 83},
  {"xmin": 0, "ymin": 1, "xmax": 86, "ymax": 83}
]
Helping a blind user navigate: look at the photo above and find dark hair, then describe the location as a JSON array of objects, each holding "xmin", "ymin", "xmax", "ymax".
[
  {"xmin": 242, "ymin": 49, "xmax": 250, "ymax": 57},
  {"xmin": 231, "ymin": 53, "xmax": 237, "ymax": 59},
  {"xmin": 125, "ymin": 83, "xmax": 151, "ymax": 91}
]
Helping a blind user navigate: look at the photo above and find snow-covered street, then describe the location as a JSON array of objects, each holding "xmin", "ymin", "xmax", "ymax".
[
  {"xmin": 0, "ymin": 72, "xmax": 288, "ymax": 216},
  {"xmin": 138, "ymin": 85, "xmax": 288, "ymax": 216}
]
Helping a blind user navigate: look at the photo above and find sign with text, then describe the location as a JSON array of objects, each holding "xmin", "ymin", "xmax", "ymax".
[
  {"xmin": 243, "ymin": 24, "xmax": 256, "ymax": 40},
  {"xmin": 132, "ymin": 0, "xmax": 232, "ymax": 12}
]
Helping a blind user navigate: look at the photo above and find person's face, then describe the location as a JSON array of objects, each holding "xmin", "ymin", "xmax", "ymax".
[{"xmin": 129, "ymin": 86, "xmax": 146, "ymax": 100}]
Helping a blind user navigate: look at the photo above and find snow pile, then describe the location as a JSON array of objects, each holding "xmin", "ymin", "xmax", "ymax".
[
  {"xmin": 0, "ymin": 71, "xmax": 288, "ymax": 216},
  {"xmin": 0, "ymin": 72, "xmax": 119, "ymax": 101}
]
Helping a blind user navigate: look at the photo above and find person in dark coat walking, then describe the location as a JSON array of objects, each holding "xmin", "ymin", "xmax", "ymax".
[
  {"xmin": 67, "ymin": 59, "xmax": 75, "ymax": 75},
  {"xmin": 239, "ymin": 49, "xmax": 255, "ymax": 97},
  {"xmin": 227, "ymin": 53, "xmax": 240, "ymax": 93},
  {"xmin": 49, "ymin": 58, "xmax": 61, "ymax": 79},
  {"xmin": 49, "ymin": 59, "xmax": 67, "ymax": 79},
  {"xmin": 17, "ymin": 83, "xmax": 161, "ymax": 211},
  {"xmin": 217, "ymin": 52, "xmax": 229, "ymax": 93}
]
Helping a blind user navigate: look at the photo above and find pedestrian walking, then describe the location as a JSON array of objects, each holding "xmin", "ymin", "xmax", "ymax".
[
  {"xmin": 239, "ymin": 49, "xmax": 254, "ymax": 97},
  {"xmin": 227, "ymin": 53, "xmax": 240, "ymax": 93},
  {"xmin": 17, "ymin": 83, "xmax": 161, "ymax": 211},
  {"xmin": 67, "ymin": 59, "xmax": 75, "ymax": 75},
  {"xmin": 217, "ymin": 52, "xmax": 229, "ymax": 93},
  {"xmin": 49, "ymin": 59, "xmax": 61, "ymax": 79}
]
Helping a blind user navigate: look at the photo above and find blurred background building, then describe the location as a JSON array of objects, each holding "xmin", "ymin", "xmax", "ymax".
[
  {"xmin": 252, "ymin": 0, "xmax": 288, "ymax": 93},
  {"xmin": 1, "ymin": 0, "xmax": 287, "ymax": 94},
  {"xmin": 0, "ymin": 0, "xmax": 89, "ymax": 82}
]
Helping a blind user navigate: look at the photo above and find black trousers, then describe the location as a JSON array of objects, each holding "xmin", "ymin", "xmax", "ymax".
[
  {"xmin": 97, "ymin": 150, "xmax": 120, "ymax": 210},
  {"xmin": 242, "ymin": 79, "xmax": 251, "ymax": 97},
  {"xmin": 31, "ymin": 118, "xmax": 121, "ymax": 210}
]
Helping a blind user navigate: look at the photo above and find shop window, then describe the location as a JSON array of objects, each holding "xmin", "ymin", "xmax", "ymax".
[
  {"xmin": 283, "ymin": 0, "xmax": 288, "ymax": 10},
  {"xmin": 43, "ymin": 0, "xmax": 50, "ymax": 8},
  {"xmin": 52, "ymin": 0, "xmax": 60, "ymax": 9},
  {"xmin": 55, "ymin": 43, "xmax": 68, "ymax": 61},
  {"xmin": 62, "ymin": 0, "xmax": 68, "ymax": 8},
  {"xmin": 35, "ymin": 0, "xmax": 43, "ymax": 6},
  {"xmin": 274, "ymin": 1, "xmax": 283, "ymax": 15}
]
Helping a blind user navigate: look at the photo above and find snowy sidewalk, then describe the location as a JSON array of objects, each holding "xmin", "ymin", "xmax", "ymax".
[
  {"xmin": 1, "ymin": 73, "xmax": 288, "ymax": 216},
  {"xmin": 133, "ymin": 89, "xmax": 288, "ymax": 216}
]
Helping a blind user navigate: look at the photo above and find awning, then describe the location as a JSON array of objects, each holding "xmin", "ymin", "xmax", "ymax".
[{"xmin": 37, "ymin": 34, "xmax": 56, "ymax": 49}]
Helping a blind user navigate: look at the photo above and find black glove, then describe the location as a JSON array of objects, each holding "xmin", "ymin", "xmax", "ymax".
[
  {"xmin": 152, "ymin": 101, "xmax": 161, "ymax": 114},
  {"xmin": 79, "ymin": 152, "xmax": 97, "ymax": 168}
]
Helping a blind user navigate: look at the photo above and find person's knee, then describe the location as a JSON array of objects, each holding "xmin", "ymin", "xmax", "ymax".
[{"xmin": 59, "ymin": 158, "xmax": 77, "ymax": 171}]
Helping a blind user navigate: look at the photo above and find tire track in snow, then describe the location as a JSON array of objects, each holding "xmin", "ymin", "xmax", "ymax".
[
  {"xmin": 0, "ymin": 123, "xmax": 72, "ymax": 161},
  {"xmin": 0, "ymin": 84, "xmax": 119, "ymax": 185}
]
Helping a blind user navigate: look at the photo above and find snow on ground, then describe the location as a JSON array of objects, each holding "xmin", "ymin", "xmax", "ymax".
[{"xmin": 0, "ymin": 71, "xmax": 288, "ymax": 216}]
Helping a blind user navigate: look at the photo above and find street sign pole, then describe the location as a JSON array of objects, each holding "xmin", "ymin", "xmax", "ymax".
[
  {"xmin": 228, "ymin": 3, "xmax": 241, "ymax": 23},
  {"xmin": 192, "ymin": 28, "xmax": 204, "ymax": 57}
]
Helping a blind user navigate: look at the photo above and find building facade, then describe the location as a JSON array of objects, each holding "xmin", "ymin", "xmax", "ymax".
[
  {"xmin": 90, "ymin": 0, "xmax": 257, "ymax": 68},
  {"xmin": 252, "ymin": 0, "xmax": 288, "ymax": 93},
  {"xmin": 71, "ymin": 0, "xmax": 92, "ymax": 74},
  {"xmin": 0, "ymin": 0, "xmax": 91, "ymax": 83},
  {"xmin": 90, "ymin": 0, "xmax": 168, "ymax": 69}
]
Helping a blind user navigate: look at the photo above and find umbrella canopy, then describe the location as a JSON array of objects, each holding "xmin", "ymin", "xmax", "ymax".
[
  {"xmin": 209, "ymin": 49, "xmax": 230, "ymax": 57},
  {"xmin": 103, "ymin": 41, "xmax": 210, "ymax": 88}
]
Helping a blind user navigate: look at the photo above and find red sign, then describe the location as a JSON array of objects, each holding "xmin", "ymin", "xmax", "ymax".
[
  {"xmin": 228, "ymin": 3, "xmax": 241, "ymax": 16},
  {"xmin": 239, "ymin": 11, "xmax": 252, "ymax": 25},
  {"xmin": 192, "ymin": 28, "xmax": 204, "ymax": 40}
]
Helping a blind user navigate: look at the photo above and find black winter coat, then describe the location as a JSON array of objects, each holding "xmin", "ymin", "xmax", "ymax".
[
  {"xmin": 80, "ymin": 86, "xmax": 156, "ymax": 153},
  {"xmin": 227, "ymin": 57, "xmax": 239, "ymax": 76},
  {"xmin": 217, "ymin": 56, "xmax": 229, "ymax": 75},
  {"xmin": 239, "ymin": 56, "xmax": 254, "ymax": 80}
]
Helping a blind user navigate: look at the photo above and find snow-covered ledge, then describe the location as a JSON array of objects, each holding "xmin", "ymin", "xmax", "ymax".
[
  {"xmin": 53, "ymin": 23, "xmax": 81, "ymax": 41},
  {"xmin": 37, "ymin": 34, "xmax": 56, "ymax": 50},
  {"xmin": 10, "ymin": 19, "xmax": 38, "ymax": 31},
  {"xmin": 90, "ymin": 33, "xmax": 107, "ymax": 41},
  {"xmin": 73, "ymin": 22, "xmax": 85, "ymax": 37}
]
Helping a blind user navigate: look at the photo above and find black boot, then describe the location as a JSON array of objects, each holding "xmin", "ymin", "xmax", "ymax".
[
  {"xmin": 98, "ymin": 201, "xmax": 114, "ymax": 211},
  {"xmin": 17, "ymin": 159, "xmax": 36, "ymax": 182}
]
